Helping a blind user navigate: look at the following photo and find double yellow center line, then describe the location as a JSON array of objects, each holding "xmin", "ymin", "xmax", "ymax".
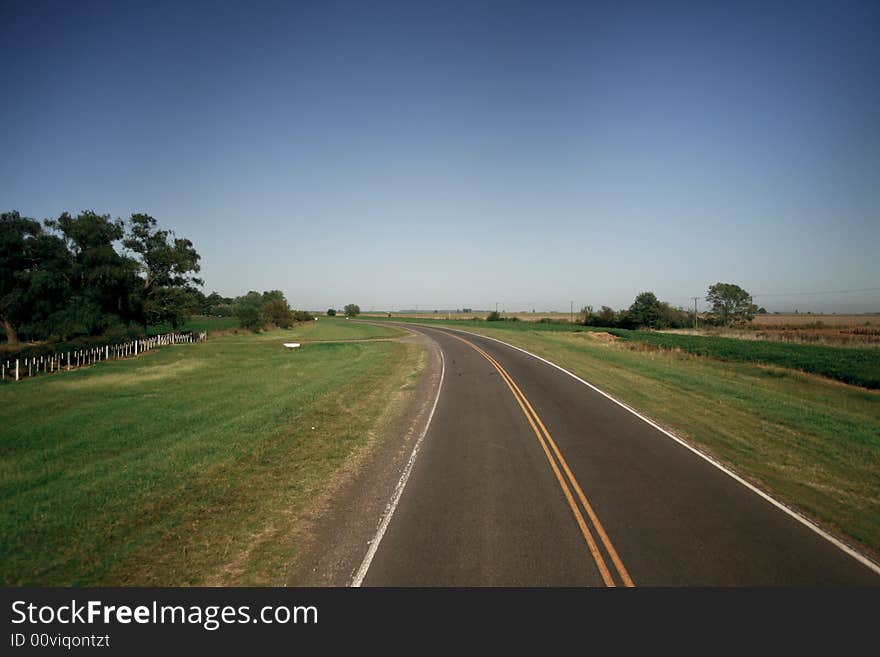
[{"xmin": 449, "ymin": 332, "xmax": 635, "ymax": 587}]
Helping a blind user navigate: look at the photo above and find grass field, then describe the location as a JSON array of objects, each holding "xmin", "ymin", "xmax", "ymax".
[
  {"xmin": 0, "ymin": 318, "xmax": 419, "ymax": 585},
  {"xmin": 410, "ymin": 321, "xmax": 880, "ymax": 557},
  {"xmin": 364, "ymin": 311, "xmax": 880, "ymax": 349},
  {"xmin": 610, "ymin": 330, "xmax": 880, "ymax": 389},
  {"xmin": 378, "ymin": 317, "xmax": 880, "ymax": 389},
  {"xmin": 365, "ymin": 311, "xmax": 880, "ymax": 326},
  {"xmin": 148, "ymin": 315, "xmax": 404, "ymax": 339},
  {"xmin": 751, "ymin": 313, "xmax": 880, "ymax": 327}
]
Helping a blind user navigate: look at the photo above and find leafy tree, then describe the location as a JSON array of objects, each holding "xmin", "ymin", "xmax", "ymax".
[
  {"xmin": 580, "ymin": 305, "xmax": 594, "ymax": 325},
  {"xmin": 202, "ymin": 291, "xmax": 233, "ymax": 315},
  {"xmin": 706, "ymin": 282, "xmax": 757, "ymax": 325},
  {"xmin": 657, "ymin": 302, "xmax": 690, "ymax": 329},
  {"xmin": 234, "ymin": 291, "xmax": 264, "ymax": 330},
  {"xmin": 123, "ymin": 213, "xmax": 202, "ymax": 328},
  {"xmin": 45, "ymin": 211, "xmax": 141, "ymax": 336},
  {"xmin": 596, "ymin": 306, "xmax": 617, "ymax": 326},
  {"xmin": 3, "ymin": 208, "xmax": 207, "ymax": 342},
  {"xmin": 344, "ymin": 304, "xmax": 360, "ymax": 317},
  {"xmin": 628, "ymin": 292, "xmax": 662, "ymax": 328},
  {"xmin": 486, "ymin": 310, "xmax": 502, "ymax": 321},
  {"xmin": 1, "ymin": 212, "xmax": 58, "ymax": 342},
  {"xmin": 232, "ymin": 290, "xmax": 306, "ymax": 331},
  {"xmin": 327, "ymin": 308, "xmax": 336, "ymax": 316},
  {"xmin": 261, "ymin": 297, "xmax": 295, "ymax": 328}
]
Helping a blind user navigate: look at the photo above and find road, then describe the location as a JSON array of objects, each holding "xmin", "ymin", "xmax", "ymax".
[{"xmin": 358, "ymin": 323, "xmax": 880, "ymax": 586}]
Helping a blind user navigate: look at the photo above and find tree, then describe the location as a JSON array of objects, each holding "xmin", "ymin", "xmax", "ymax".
[
  {"xmin": 234, "ymin": 291, "xmax": 264, "ymax": 330},
  {"xmin": 123, "ymin": 213, "xmax": 202, "ymax": 328},
  {"xmin": 628, "ymin": 292, "xmax": 662, "ymax": 328},
  {"xmin": 1, "ymin": 212, "xmax": 53, "ymax": 342},
  {"xmin": 344, "ymin": 304, "xmax": 360, "ymax": 317},
  {"xmin": 486, "ymin": 310, "xmax": 502, "ymax": 321},
  {"xmin": 706, "ymin": 282, "xmax": 757, "ymax": 325},
  {"xmin": 596, "ymin": 306, "xmax": 617, "ymax": 327},
  {"xmin": 45, "ymin": 211, "xmax": 140, "ymax": 337},
  {"xmin": 580, "ymin": 305, "xmax": 594, "ymax": 325},
  {"xmin": 233, "ymin": 290, "xmax": 303, "ymax": 331},
  {"xmin": 327, "ymin": 308, "xmax": 336, "ymax": 316},
  {"xmin": 260, "ymin": 292, "xmax": 295, "ymax": 329},
  {"xmin": 203, "ymin": 291, "xmax": 233, "ymax": 315},
  {"xmin": 656, "ymin": 302, "xmax": 690, "ymax": 329},
  {"xmin": 2, "ymin": 208, "xmax": 206, "ymax": 342}
]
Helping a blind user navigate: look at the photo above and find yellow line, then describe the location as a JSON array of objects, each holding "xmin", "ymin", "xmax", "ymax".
[
  {"xmin": 448, "ymin": 332, "xmax": 635, "ymax": 587},
  {"xmin": 503, "ymin": 364, "xmax": 636, "ymax": 588},
  {"xmin": 480, "ymin": 349, "xmax": 616, "ymax": 587}
]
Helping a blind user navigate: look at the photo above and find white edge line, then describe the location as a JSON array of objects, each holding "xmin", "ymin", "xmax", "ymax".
[
  {"xmin": 350, "ymin": 345, "xmax": 446, "ymax": 587},
  {"xmin": 431, "ymin": 324, "xmax": 880, "ymax": 578}
]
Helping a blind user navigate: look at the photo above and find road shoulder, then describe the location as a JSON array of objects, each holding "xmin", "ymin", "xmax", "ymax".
[{"xmin": 285, "ymin": 332, "xmax": 443, "ymax": 586}]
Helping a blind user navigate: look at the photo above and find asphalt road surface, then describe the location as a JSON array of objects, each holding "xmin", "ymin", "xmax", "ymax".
[{"xmin": 359, "ymin": 324, "xmax": 880, "ymax": 586}]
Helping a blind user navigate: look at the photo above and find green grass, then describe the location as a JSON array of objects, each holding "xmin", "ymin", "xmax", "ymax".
[
  {"xmin": 382, "ymin": 317, "xmax": 880, "ymax": 388},
  {"xmin": 147, "ymin": 315, "xmax": 405, "ymax": 339},
  {"xmin": 0, "ymin": 319, "xmax": 422, "ymax": 585},
  {"xmin": 289, "ymin": 316, "xmax": 406, "ymax": 341},
  {"xmin": 434, "ymin": 324, "xmax": 880, "ymax": 556},
  {"xmin": 608, "ymin": 330, "xmax": 880, "ymax": 389}
]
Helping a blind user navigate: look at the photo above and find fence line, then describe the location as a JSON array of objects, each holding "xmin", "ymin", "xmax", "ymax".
[{"xmin": 1, "ymin": 331, "xmax": 208, "ymax": 384}]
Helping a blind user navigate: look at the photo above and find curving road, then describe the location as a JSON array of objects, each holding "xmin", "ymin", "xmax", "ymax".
[{"xmin": 353, "ymin": 323, "xmax": 880, "ymax": 586}]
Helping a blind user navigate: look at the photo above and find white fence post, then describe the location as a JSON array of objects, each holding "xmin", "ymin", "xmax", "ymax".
[{"xmin": 16, "ymin": 358, "xmax": 19, "ymax": 381}]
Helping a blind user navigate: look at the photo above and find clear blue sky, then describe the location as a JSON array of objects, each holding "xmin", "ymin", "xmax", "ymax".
[{"xmin": 2, "ymin": 0, "xmax": 878, "ymax": 312}]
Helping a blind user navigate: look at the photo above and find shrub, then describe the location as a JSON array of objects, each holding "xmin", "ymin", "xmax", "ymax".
[{"xmin": 261, "ymin": 298, "xmax": 295, "ymax": 329}]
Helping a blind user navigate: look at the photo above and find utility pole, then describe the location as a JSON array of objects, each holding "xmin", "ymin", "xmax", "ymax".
[
  {"xmin": 692, "ymin": 297, "xmax": 699, "ymax": 329},
  {"xmin": 570, "ymin": 300, "xmax": 573, "ymax": 324},
  {"xmin": 495, "ymin": 301, "xmax": 498, "ymax": 314}
]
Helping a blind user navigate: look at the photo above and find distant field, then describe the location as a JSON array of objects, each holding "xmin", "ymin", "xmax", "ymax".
[
  {"xmin": 611, "ymin": 330, "xmax": 880, "ymax": 389},
  {"xmin": 751, "ymin": 313, "xmax": 880, "ymax": 327},
  {"xmin": 378, "ymin": 316, "xmax": 880, "ymax": 388},
  {"xmin": 0, "ymin": 319, "xmax": 422, "ymax": 585},
  {"xmin": 365, "ymin": 311, "xmax": 880, "ymax": 327},
  {"xmin": 363, "ymin": 311, "xmax": 574, "ymax": 322},
  {"xmin": 403, "ymin": 321, "xmax": 880, "ymax": 557}
]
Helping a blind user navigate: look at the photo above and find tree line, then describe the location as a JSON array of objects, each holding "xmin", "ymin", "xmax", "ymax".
[
  {"xmin": 1, "ymin": 210, "xmax": 314, "ymax": 345},
  {"xmin": 579, "ymin": 283, "xmax": 764, "ymax": 330},
  {"xmin": 1, "ymin": 210, "xmax": 202, "ymax": 344}
]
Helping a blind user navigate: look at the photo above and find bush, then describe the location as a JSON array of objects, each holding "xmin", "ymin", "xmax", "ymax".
[
  {"xmin": 235, "ymin": 302, "xmax": 263, "ymax": 331},
  {"xmin": 260, "ymin": 298, "xmax": 295, "ymax": 329},
  {"xmin": 486, "ymin": 311, "xmax": 502, "ymax": 321},
  {"xmin": 327, "ymin": 308, "xmax": 336, "ymax": 316},
  {"xmin": 293, "ymin": 310, "xmax": 314, "ymax": 322}
]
